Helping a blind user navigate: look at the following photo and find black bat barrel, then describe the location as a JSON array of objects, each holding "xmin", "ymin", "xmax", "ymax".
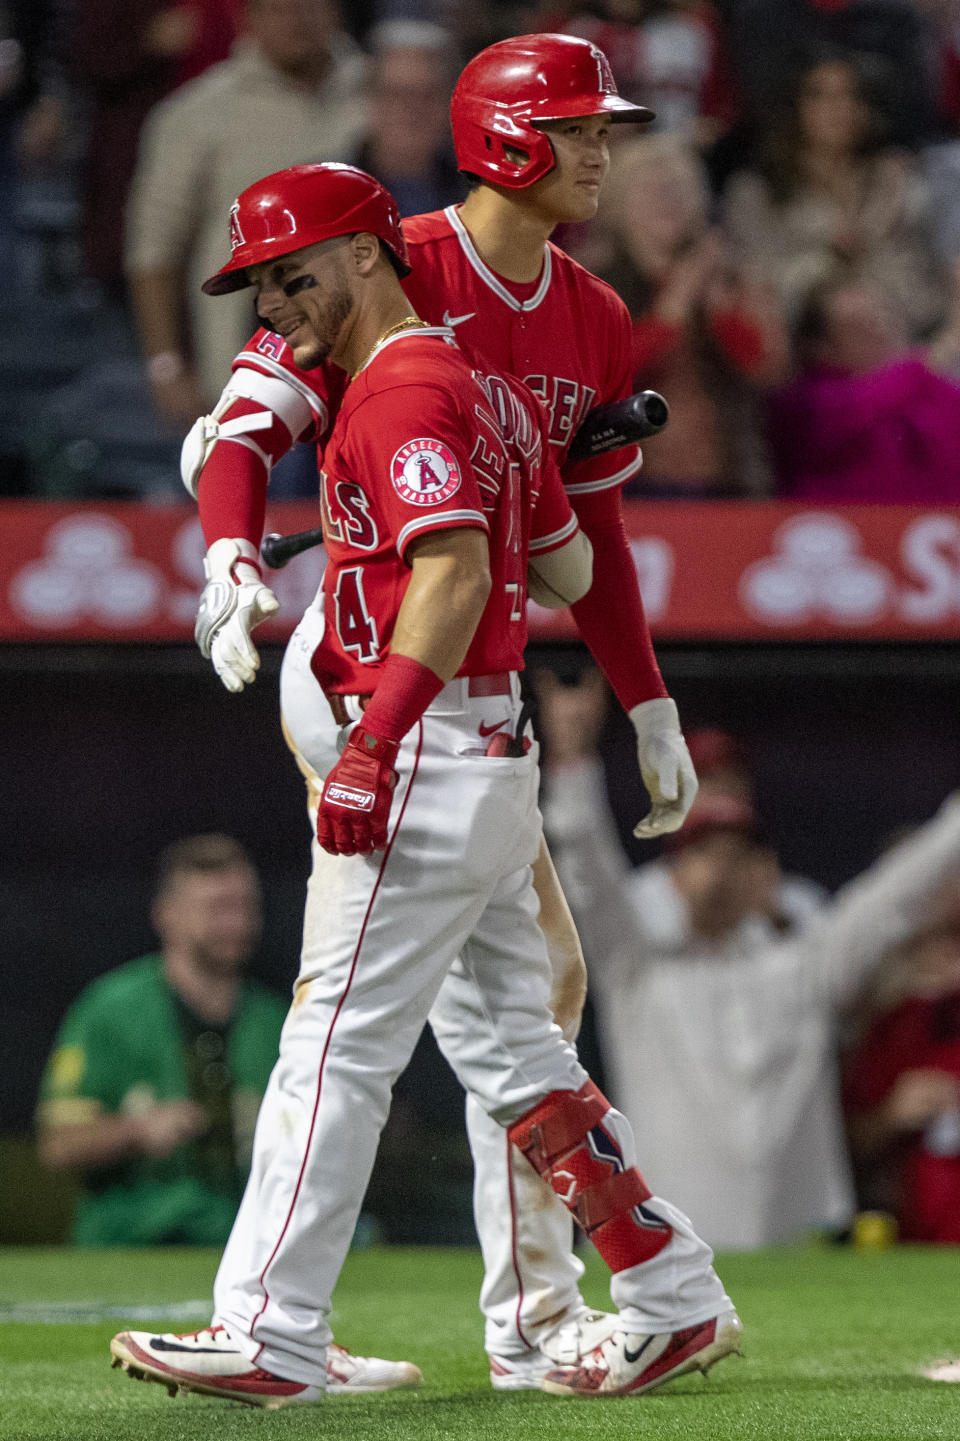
[
  {"xmin": 261, "ymin": 391, "xmax": 670, "ymax": 568},
  {"xmin": 260, "ymin": 527, "xmax": 325, "ymax": 569},
  {"xmin": 567, "ymin": 390, "xmax": 669, "ymax": 461}
]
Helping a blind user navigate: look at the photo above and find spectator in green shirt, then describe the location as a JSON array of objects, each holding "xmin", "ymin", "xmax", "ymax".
[{"xmin": 36, "ymin": 834, "xmax": 286, "ymax": 1245}]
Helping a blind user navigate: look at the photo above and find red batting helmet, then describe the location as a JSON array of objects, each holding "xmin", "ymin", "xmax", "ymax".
[
  {"xmin": 662, "ymin": 790, "xmax": 759, "ymax": 854},
  {"xmin": 202, "ymin": 163, "xmax": 411, "ymax": 296},
  {"xmin": 450, "ymin": 33, "xmax": 654, "ymax": 190}
]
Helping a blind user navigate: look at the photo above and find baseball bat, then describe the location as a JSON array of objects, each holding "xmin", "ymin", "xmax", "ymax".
[
  {"xmin": 260, "ymin": 390, "xmax": 669, "ymax": 569},
  {"xmin": 261, "ymin": 525, "xmax": 325, "ymax": 569},
  {"xmin": 566, "ymin": 389, "xmax": 669, "ymax": 460}
]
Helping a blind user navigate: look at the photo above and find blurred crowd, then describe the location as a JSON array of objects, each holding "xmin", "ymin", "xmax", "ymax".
[
  {"xmin": 22, "ymin": 678, "xmax": 960, "ymax": 1251},
  {"xmin": 3, "ymin": 0, "xmax": 960, "ymax": 1255},
  {"xmin": 4, "ymin": 0, "xmax": 960, "ymax": 503},
  {"xmin": 537, "ymin": 667, "xmax": 960, "ymax": 1250}
]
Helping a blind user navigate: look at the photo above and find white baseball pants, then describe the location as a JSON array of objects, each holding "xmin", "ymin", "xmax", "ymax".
[{"xmin": 213, "ymin": 595, "xmax": 728, "ymax": 1385}]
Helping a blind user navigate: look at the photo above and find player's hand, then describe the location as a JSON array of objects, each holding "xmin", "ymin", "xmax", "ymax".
[
  {"xmin": 629, "ymin": 697, "xmax": 699, "ymax": 838},
  {"xmin": 133, "ymin": 1100, "xmax": 209, "ymax": 1159},
  {"xmin": 883, "ymin": 1069, "xmax": 960, "ymax": 1136},
  {"xmin": 534, "ymin": 665, "xmax": 608, "ymax": 765},
  {"xmin": 149, "ymin": 361, "xmax": 209, "ymax": 434},
  {"xmin": 317, "ymin": 726, "xmax": 400, "ymax": 856},
  {"xmin": 195, "ymin": 537, "xmax": 279, "ymax": 692}
]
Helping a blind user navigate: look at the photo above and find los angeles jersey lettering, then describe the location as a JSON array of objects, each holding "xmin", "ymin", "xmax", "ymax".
[
  {"xmin": 309, "ymin": 328, "xmax": 576, "ymax": 695},
  {"xmin": 231, "ymin": 206, "xmax": 639, "ymax": 497}
]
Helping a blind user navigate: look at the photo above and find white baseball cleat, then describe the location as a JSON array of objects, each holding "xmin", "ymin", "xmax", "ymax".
[
  {"xmin": 325, "ymin": 1341, "xmax": 423, "ymax": 1392},
  {"xmin": 923, "ymin": 1359, "xmax": 960, "ymax": 1382},
  {"xmin": 540, "ymin": 1307, "xmax": 744, "ymax": 1398},
  {"xmin": 110, "ymin": 1324, "xmax": 422, "ymax": 1407},
  {"xmin": 489, "ymin": 1350, "xmax": 555, "ymax": 1390},
  {"xmin": 490, "ymin": 1309, "xmax": 620, "ymax": 1390}
]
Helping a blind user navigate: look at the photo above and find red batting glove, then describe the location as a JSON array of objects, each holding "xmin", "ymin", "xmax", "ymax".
[{"xmin": 317, "ymin": 726, "xmax": 400, "ymax": 856}]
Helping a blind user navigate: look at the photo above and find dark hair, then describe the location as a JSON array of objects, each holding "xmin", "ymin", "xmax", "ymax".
[
  {"xmin": 155, "ymin": 834, "xmax": 255, "ymax": 897},
  {"xmin": 793, "ymin": 265, "xmax": 857, "ymax": 355},
  {"xmin": 755, "ymin": 46, "xmax": 884, "ymax": 203}
]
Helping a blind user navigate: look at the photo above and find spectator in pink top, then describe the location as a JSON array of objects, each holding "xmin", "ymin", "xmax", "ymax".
[{"xmin": 767, "ymin": 270, "xmax": 960, "ymax": 503}]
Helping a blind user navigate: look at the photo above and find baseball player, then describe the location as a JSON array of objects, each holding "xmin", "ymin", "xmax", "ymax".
[
  {"xmin": 166, "ymin": 33, "xmax": 708, "ymax": 1393},
  {"xmin": 110, "ymin": 161, "xmax": 739, "ymax": 1406}
]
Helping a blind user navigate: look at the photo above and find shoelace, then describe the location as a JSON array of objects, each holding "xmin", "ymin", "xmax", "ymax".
[{"xmin": 180, "ymin": 1324, "xmax": 226, "ymax": 1343}]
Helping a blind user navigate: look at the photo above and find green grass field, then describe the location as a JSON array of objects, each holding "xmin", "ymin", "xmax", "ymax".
[{"xmin": 1, "ymin": 1244, "xmax": 958, "ymax": 1441}]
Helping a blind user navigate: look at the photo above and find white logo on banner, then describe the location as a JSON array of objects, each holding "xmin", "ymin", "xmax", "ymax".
[
  {"xmin": 629, "ymin": 537, "xmax": 674, "ymax": 621},
  {"xmin": 9, "ymin": 515, "xmax": 165, "ymax": 627},
  {"xmin": 898, "ymin": 514, "xmax": 960, "ymax": 621},
  {"xmin": 741, "ymin": 514, "xmax": 892, "ymax": 624}
]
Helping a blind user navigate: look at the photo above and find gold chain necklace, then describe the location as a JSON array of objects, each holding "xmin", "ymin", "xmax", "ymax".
[{"xmin": 350, "ymin": 316, "xmax": 430, "ymax": 381}]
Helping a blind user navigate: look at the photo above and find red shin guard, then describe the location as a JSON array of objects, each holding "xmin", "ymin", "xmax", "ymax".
[{"xmin": 508, "ymin": 1081, "xmax": 673, "ymax": 1273}]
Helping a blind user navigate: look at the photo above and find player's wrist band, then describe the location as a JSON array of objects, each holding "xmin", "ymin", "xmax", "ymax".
[{"xmin": 361, "ymin": 654, "xmax": 446, "ymax": 744}]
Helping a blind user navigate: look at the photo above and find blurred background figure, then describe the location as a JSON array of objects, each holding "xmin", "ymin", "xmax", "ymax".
[
  {"xmin": 767, "ymin": 268, "xmax": 960, "ymax": 502},
  {"xmin": 124, "ymin": 0, "xmax": 367, "ymax": 435},
  {"xmin": 349, "ymin": 19, "xmax": 463, "ymax": 215},
  {"xmin": 536, "ymin": 665, "xmax": 960, "ymax": 1249},
  {"xmin": 731, "ymin": 0, "xmax": 936, "ymax": 151},
  {"xmin": 590, "ymin": 132, "xmax": 787, "ymax": 496},
  {"xmin": 65, "ymin": 0, "xmax": 241, "ymax": 305},
  {"xmin": 918, "ymin": 1, "xmax": 960, "ymax": 264},
  {"xmin": 35, "ymin": 835, "xmax": 285, "ymax": 1246},
  {"xmin": 722, "ymin": 49, "xmax": 948, "ymax": 337},
  {"xmin": 1, "ymin": 0, "xmax": 64, "ymax": 283},
  {"xmin": 844, "ymin": 875, "xmax": 960, "ymax": 1243},
  {"xmin": 556, "ymin": 0, "xmax": 739, "ymax": 148}
]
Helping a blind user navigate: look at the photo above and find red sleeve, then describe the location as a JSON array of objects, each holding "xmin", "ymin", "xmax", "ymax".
[
  {"xmin": 523, "ymin": 382, "xmax": 579, "ymax": 554},
  {"xmin": 698, "ymin": 6, "xmax": 740, "ymax": 128},
  {"xmin": 707, "ymin": 307, "xmax": 769, "ymax": 377},
  {"xmin": 196, "ymin": 398, "xmax": 281, "ymax": 547},
  {"xmin": 562, "ymin": 299, "xmax": 644, "ymax": 497},
  {"xmin": 343, "ymin": 384, "xmax": 489, "ymax": 563},
  {"xmin": 842, "ymin": 1006, "xmax": 923, "ymax": 1115},
  {"xmin": 195, "ymin": 332, "xmax": 347, "ymax": 547},
  {"xmin": 530, "ymin": 449, "xmax": 579, "ymax": 554},
  {"xmin": 233, "ymin": 329, "xmax": 343, "ymax": 449},
  {"xmin": 569, "ymin": 484, "xmax": 667, "ymax": 708},
  {"xmin": 631, "ymin": 314, "xmax": 683, "ymax": 373}
]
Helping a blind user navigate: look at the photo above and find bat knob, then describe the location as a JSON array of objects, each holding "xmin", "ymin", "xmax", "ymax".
[
  {"xmin": 260, "ymin": 533, "xmax": 286, "ymax": 569},
  {"xmin": 639, "ymin": 391, "xmax": 669, "ymax": 431}
]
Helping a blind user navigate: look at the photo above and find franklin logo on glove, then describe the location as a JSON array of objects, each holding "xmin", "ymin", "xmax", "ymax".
[{"xmin": 326, "ymin": 784, "xmax": 376, "ymax": 811}]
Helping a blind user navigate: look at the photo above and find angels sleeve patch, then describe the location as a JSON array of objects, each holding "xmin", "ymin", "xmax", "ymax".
[{"xmin": 391, "ymin": 438, "xmax": 462, "ymax": 506}]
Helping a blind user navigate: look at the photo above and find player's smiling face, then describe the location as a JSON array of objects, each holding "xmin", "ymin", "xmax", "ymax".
[
  {"xmin": 248, "ymin": 239, "xmax": 353, "ymax": 368},
  {"xmin": 529, "ymin": 114, "xmax": 612, "ymax": 225}
]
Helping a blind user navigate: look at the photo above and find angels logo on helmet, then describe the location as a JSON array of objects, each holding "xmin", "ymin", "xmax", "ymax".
[{"xmin": 228, "ymin": 200, "xmax": 245, "ymax": 253}]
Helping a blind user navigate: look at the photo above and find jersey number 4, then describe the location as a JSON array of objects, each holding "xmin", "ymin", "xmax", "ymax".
[{"xmin": 334, "ymin": 567, "xmax": 380, "ymax": 663}]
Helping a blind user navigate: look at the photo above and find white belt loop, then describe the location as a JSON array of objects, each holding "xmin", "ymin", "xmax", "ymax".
[{"xmin": 428, "ymin": 677, "xmax": 470, "ymax": 715}]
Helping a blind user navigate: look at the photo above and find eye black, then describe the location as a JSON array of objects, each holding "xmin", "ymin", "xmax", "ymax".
[{"xmin": 283, "ymin": 274, "xmax": 319, "ymax": 298}]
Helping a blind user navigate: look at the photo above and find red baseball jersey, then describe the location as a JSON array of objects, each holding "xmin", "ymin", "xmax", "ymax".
[
  {"xmin": 200, "ymin": 204, "xmax": 666, "ymax": 709},
  {"xmin": 227, "ymin": 205, "xmax": 640, "ymax": 494},
  {"xmin": 308, "ymin": 326, "xmax": 578, "ymax": 693}
]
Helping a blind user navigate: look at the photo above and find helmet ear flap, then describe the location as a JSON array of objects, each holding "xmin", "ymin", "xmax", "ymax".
[
  {"xmin": 450, "ymin": 32, "xmax": 653, "ymax": 190},
  {"xmin": 452, "ymin": 111, "xmax": 557, "ymax": 190}
]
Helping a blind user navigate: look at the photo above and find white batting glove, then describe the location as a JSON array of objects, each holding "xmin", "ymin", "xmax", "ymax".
[
  {"xmin": 629, "ymin": 697, "xmax": 699, "ymax": 838},
  {"xmin": 194, "ymin": 537, "xmax": 279, "ymax": 693}
]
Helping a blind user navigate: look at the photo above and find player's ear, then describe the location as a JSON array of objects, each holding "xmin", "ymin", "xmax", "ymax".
[{"xmin": 349, "ymin": 231, "xmax": 383, "ymax": 276}]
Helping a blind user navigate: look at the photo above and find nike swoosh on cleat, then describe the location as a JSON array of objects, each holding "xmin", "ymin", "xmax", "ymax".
[
  {"xmin": 442, "ymin": 310, "xmax": 476, "ymax": 328},
  {"xmin": 478, "ymin": 719, "xmax": 509, "ymax": 737},
  {"xmin": 148, "ymin": 1339, "xmax": 235, "ymax": 1354},
  {"xmin": 623, "ymin": 1337, "xmax": 654, "ymax": 1365}
]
